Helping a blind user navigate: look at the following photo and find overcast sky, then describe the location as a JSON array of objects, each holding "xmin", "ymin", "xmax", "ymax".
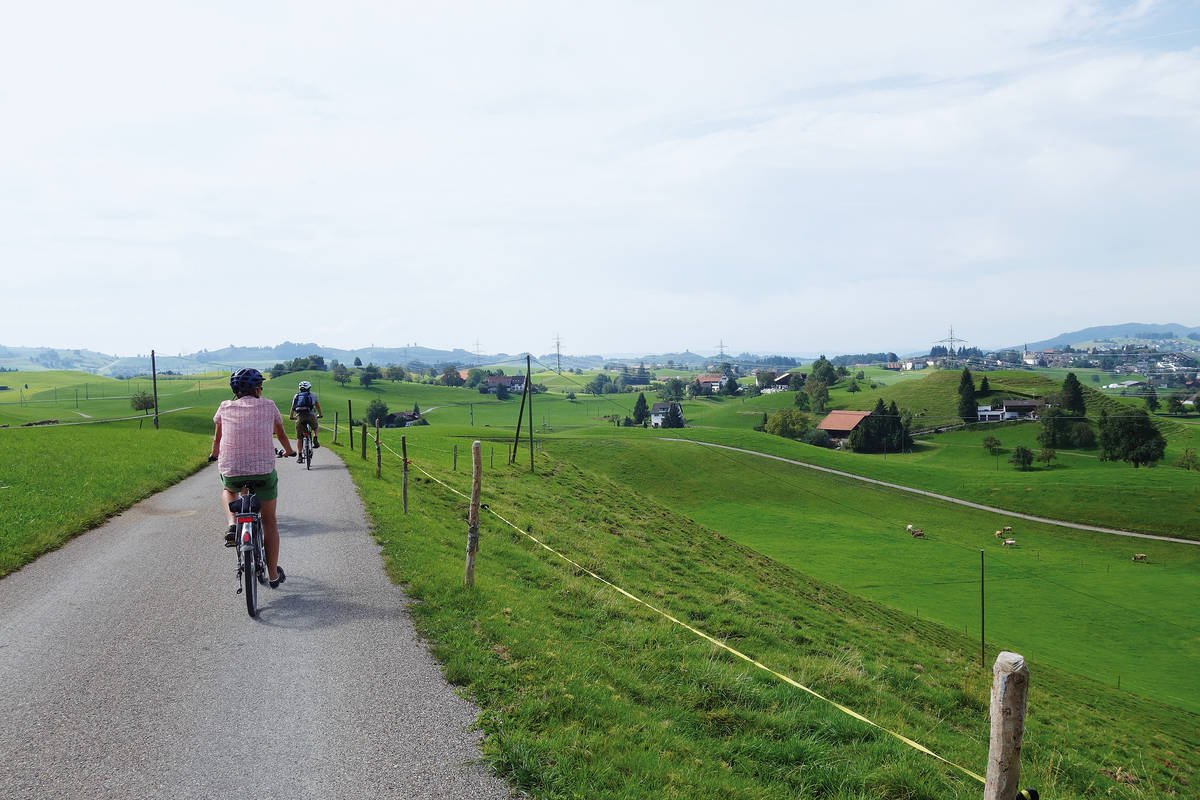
[{"xmin": 2, "ymin": 1, "xmax": 1197, "ymax": 359}]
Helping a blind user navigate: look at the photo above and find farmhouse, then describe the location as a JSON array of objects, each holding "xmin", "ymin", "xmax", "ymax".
[
  {"xmin": 650, "ymin": 401, "xmax": 685, "ymax": 428},
  {"xmin": 1001, "ymin": 399, "xmax": 1040, "ymax": 419},
  {"xmin": 816, "ymin": 409, "xmax": 871, "ymax": 439},
  {"xmin": 486, "ymin": 374, "xmax": 526, "ymax": 394},
  {"xmin": 696, "ymin": 373, "xmax": 727, "ymax": 392},
  {"xmin": 384, "ymin": 410, "xmax": 421, "ymax": 428},
  {"xmin": 773, "ymin": 371, "xmax": 805, "ymax": 389}
]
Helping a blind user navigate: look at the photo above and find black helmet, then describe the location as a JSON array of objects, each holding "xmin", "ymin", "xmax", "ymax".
[{"xmin": 230, "ymin": 368, "xmax": 264, "ymax": 396}]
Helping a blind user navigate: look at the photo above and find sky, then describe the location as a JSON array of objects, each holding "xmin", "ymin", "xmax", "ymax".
[{"xmin": 2, "ymin": 1, "xmax": 1198, "ymax": 359}]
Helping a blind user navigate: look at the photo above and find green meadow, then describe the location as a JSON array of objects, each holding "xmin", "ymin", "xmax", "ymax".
[{"xmin": 3, "ymin": 366, "xmax": 1198, "ymax": 796}]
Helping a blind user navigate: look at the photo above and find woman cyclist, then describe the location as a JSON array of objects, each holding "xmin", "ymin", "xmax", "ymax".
[
  {"xmin": 209, "ymin": 368, "xmax": 294, "ymax": 588},
  {"xmin": 289, "ymin": 379, "xmax": 323, "ymax": 462}
]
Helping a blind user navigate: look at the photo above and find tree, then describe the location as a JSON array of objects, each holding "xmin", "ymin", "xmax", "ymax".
[
  {"xmin": 359, "ymin": 364, "xmax": 382, "ymax": 388},
  {"xmin": 412, "ymin": 402, "xmax": 421, "ymax": 416},
  {"xmin": 957, "ymin": 367, "xmax": 976, "ymax": 422},
  {"xmin": 663, "ymin": 403, "xmax": 685, "ymax": 429},
  {"xmin": 1009, "ymin": 445, "xmax": 1033, "ymax": 471},
  {"xmin": 332, "ymin": 364, "xmax": 351, "ymax": 386},
  {"xmin": 1167, "ymin": 395, "xmax": 1186, "ymax": 415},
  {"xmin": 719, "ymin": 371, "xmax": 739, "ymax": 396},
  {"xmin": 130, "ymin": 391, "xmax": 154, "ymax": 414},
  {"xmin": 587, "ymin": 373, "xmax": 612, "ymax": 396},
  {"xmin": 365, "ymin": 398, "xmax": 389, "ymax": 427},
  {"xmin": 386, "ymin": 365, "xmax": 407, "ymax": 382},
  {"xmin": 1144, "ymin": 386, "xmax": 1159, "ymax": 413},
  {"xmin": 1061, "ymin": 372, "xmax": 1085, "ymax": 415},
  {"xmin": 806, "ymin": 380, "xmax": 829, "ymax": 413},
  {"xmin": 659, "ymin": 378, "xmax": 685, "ymax": 401},
  {"xmin": 440, "ymin": 366, "xmax": 464, "ymax": 387},
  {"xmin": 982, "ymin": 435, "xmax": 1001, "ymax": 455},
  {"xmin": 353, "ymin": 356, "xmax": 363, "ymax": 367},
  {"xmin": 1071, "ymin": 422, "xmax": 1096, "ymax": 449},
  {"xmin": 496, "ymin": 383, "xmax": 510, "ymax": 400},
  {"xmin": 979, "ymin": 376, "xmax": 990, "ymax": 393},
  {"xmin": 809, "ymin": 356, "xmax": 836, "ymax": 386},
  {"xmin": 801, "ymin": 428, "xmax": 832, "ymax": 448},
  {"xmin": 632, "ymin": 393, "xmax": 650, "ymax": 425},
  {"xmin": 764, "ymin": 408, "xmax": 810, "ymax": 439},
  {"xmin": 1099, "ymin": 408, "xmax": 1166, "ymax": 467},
  {"xmin": 566, "ymin": 391, "xmax": 576, "ymax": 401},
  {"xmin": 792, "ymin": 391, "xmax": 810, "ymax": 410},
  {"xmin": 846, "ymin": 379, "xmax": 860, "ymax": 393},
  {"xmin": 1037, "ymin": 447, "xmax": 1057, "ymax": 468},
  {"xmin": 1175, "ymin": 447, "xmax": 1200, "ymax": 471}
]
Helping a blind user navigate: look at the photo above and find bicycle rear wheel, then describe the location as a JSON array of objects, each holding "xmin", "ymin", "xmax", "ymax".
[
  {"xmin": 242, "ymin": 527, "xmax": 259, "ymax": 618},
  {"xmin": 305, "ymin": 434, "xmax": 312, "ymax": 470}
]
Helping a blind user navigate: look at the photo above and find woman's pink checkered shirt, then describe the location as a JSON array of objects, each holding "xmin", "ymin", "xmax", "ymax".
[{"xmin": 213, "ymin": 396, "xmax": 282, "ymax": 477}]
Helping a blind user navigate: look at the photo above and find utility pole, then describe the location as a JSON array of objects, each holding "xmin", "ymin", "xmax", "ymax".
[
  {"xmin": 151, "ymin": 349, "xmax": 160, "ymax": 429},
  {"xmin": 934, "ymin": 326, "xmax": 968, "ymax": 359},
  {"xmin": 554, "ymin": 333, "xmax": 563, "ymax": 373}
]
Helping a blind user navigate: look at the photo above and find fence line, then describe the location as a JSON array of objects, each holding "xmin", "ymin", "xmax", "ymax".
[{"xmin": 370, "ymin": 435, "xmax": 986, "ymax": 786}]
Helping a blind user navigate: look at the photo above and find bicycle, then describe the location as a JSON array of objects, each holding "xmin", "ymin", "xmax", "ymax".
[
  {"xmin": 297, "ymin": 422, "xmax": 314, "ymax": 470},
  {"xmin": 228, "ymin": 482, "xmax": 269, "ymax": 617}
]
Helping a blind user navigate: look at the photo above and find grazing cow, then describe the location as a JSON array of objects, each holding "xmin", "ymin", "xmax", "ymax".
[
  {"xmin": 994, "ymin": 530, "xmax": 1004, "ymax": 538},
  {"xmin": 1003, "ymin": 538, "xmax": 1017, "ymax": 547},
  {"xmin": 911, "ymin": 529, "xmax": 925, "ymax": 538},
  {"xmin": 906, "ymin": 524, "xmax": 914, "ymax": 533},
  {"xmin": 1003, "ymin": 526, "xmax": 1013, "ymax": 532},
  {"xmin": 1132, "ymin": 553, "xmax": 1148, "ymax": 562}
]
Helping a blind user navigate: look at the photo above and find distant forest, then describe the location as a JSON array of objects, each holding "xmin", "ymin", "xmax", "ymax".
[{"xmin": 831, "ymin": 353, "xmax": 898, "ymax": 366}]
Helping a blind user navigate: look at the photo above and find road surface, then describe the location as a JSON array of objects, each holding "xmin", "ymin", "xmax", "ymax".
[{"xmin": 0, "ymin": 452, "xmax": 514, "ymax": 799}]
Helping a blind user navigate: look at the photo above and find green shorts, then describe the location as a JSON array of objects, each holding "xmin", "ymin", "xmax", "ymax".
[{"xmin": 220, "ymin": 469, "xmax": 279, "ymax": 501}]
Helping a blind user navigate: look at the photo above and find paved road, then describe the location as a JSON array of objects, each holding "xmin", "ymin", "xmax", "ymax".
[
  {"xmin": 666, "ymin": 438, "xmax": 1199, "ymax": 546},
  {"xmin": 0, "ymin": 452, "xmax": 514, "ymax": 799}
]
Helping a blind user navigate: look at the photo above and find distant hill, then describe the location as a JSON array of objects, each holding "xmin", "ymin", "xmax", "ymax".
[{"xmin": 1013, "ymin": 323, "xmax": 1200, "ymax": 351}]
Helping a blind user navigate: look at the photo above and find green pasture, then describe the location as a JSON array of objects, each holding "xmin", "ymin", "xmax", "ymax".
[
  {"xmin": 331, "ymin": 425, "xmax": 1197, "ymax": 798},
  {"xmin": 543, "ymin": 436, "xmax": 1200, "ymax": 715}
]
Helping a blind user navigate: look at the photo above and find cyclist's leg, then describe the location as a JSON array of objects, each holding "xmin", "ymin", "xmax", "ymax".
[{"xmin": 260, "ymin": 498, "xmax": 280, "ymax": 581}]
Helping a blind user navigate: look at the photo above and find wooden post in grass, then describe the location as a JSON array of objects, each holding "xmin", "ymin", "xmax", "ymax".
[
  {"xmin": 464, "ymin": 440, "xmax": 481, "ymax": 586},
  {"xmin": 348, "ymin": 400, "xmax": 354, "ymax": 450},
  {"xmin": 984, "ymin": 651, "xmax": 1030, "ymax": 800},
  {"xmin": 454, "ymin": 444, "xmax": 458, "ymax": 471},
  {"xmin": 360, "ymin": 424, "xmax": 367, "ymax": 460},
  {"xmin": 333, "ymin": 412, "xmax": 339, "ymax": 445},
  {"xmin": 401, "ymin": 435, "xmax": 409, "ymax": 514},
  {"xmin": 375, "ymin": 421, "xmax": 382, "ymax": 478}
]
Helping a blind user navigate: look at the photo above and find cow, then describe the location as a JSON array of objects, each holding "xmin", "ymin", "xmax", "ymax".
[
  {"xmin": 1002, "ymin": 538, "xmax": 1017, "ymax": 547},
  {"xmin": 911, "ymin": 529, "xmax": 925, "ymax": 538},
  {"xmin": 1132, "ymin": 553, "xmax": 1148, "ymax": 562},
  {"xmin": 994, "ymin": 530, "xmax": 1004, "ymax": 538},
  {"xmin": 1003, "ymin": 526, "xmax": 1013, "ymax": 532},
  {"xmin": 906, "ymin": 524, "xmax": 915, "ymax": 533}
]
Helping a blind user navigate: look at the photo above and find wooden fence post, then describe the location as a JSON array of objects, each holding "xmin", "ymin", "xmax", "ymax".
[
  {"xmin": 348, "ymin": 400, "xmax": 354, "ymax": 450},
  {"xmin": 454, "ymin": 444, "xmax": 458, "ymax": 471},
  {"xmin": 464, "ymin": 441, "xmax": 481, "ymax": 586},
  {"xmin": 360, "ymin": 424, "xmax": 367, "ymax": 460},
  {"xmin": 375, "ymin": 421, "xmax": 382, "ymax": 478},
  {"xmin": 402, "ymin": 436, "xmax": 408, "ymax": 514},
  {"xmin": 984, "ymin": 651, "xmax": 1031, "ymax": 800},
  {"xmin": 333, "ymin": 411, "xmax": 339, "ymax": 445}
]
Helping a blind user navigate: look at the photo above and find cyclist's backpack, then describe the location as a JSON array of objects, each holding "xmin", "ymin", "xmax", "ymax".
[{"xmin": 294, "ymin": 391, "xmax": 315, "ymax": 412}]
